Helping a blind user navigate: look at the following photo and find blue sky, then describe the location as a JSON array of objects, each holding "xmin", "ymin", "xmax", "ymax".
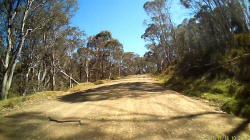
[{"xmin": 71, "ymin": 0, "xmax": 192, "ymax": 56}]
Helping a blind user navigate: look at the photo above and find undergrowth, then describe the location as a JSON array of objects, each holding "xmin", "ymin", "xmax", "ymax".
[{"xmin": 154, "ymin": 70, "xmax": 250, "ymax": 118}]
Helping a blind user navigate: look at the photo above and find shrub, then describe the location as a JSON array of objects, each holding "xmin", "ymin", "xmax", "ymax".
[{"xmin": 235, "ymin": 86, "xmax": 250, "ymax": 99}]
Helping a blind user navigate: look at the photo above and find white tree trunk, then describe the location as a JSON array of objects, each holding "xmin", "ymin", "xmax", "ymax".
[
  {"xmin": 119, "ymin": 66, "xmax": 121, "ymax": 77},
  {"xmin": 85, "ymin": 60, "xmax": 89, "ymax": 83},
  {"xmin": 1, "ymin": 0, "xmax": 34, "ymax": 99},
  {"xmin": 109, "ymin": 63, "xmax": 112, "ymax": 79}
]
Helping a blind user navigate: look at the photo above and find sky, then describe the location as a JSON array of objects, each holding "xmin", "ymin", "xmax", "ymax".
[{"xmin": 70, "ymin": 0, "xmax": 192, "ymax": 56}]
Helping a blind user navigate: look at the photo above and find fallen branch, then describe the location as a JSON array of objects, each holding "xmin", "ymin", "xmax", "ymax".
[
  {"xmin": 48, "ymin": 117, "xmax": 82, "ymax": 125},
  {"xmin": 56, "ymin": 66, "xmax": 80, "ymax": 85}
]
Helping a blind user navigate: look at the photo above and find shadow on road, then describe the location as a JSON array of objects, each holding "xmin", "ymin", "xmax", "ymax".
[
  {"xmin": 0, "ymin": 112, "xmax": 48, "ymax": 140},
  {"xmin": 58, "ymin": 82, "xmax": 167, "ymax": 103},
  {"xmin": 0, "ymin": 107, "xmax": 248, "ymax": 139},
  {"xmin": 0, "ymin": 110, "xmax": 228, "ymax": 140},
  {"xmin": 226, "ymin": 119, "xmax": 250, "ymax": 139}
]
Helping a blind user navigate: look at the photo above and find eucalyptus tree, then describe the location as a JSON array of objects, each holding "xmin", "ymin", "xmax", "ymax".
[
  {"xmin": 95, "ymin": 31, "xmax": 112, "ymax": 79},
  {"xmin": 116, "ymin": 47, "xmax": 124, "ymax": 77},
  {"xmin": 142, "ymin": 0, "xmax": 173, "ymax": 66},
  {"xmin": 20, "ymin": 29, "xmax": 49, "ymax": 95},
  {"xmin": 121, "ymin": 52, "xmax": 139, "ymax": 75},
  {"xmin": 0, "ymin": 0, "xmax": 79, "ymax": 99},
  {"xmin": 77, "ymin": 46, "xmax": 88, "ymax": 82},
  {"xmin": 0, "ymin": 0, "xmax": 50, "ymax": 99},
  {"xmin": 105, "ymin": 38, "xmax": 123, "ymax": 79},
  {"xmin": 62, "ymin": 27, "xmax": 85, "ymax": 88},
  {"xmin": 180, "ymin": 0, "xmax": 248, "ymax": 46},
  {"xmin": 77, "ymin": 37, "xmax": 93, "ymax": 83},
  {"xmin": 86, "ymin": 31, "xmax": 113, "ymax": 80}
]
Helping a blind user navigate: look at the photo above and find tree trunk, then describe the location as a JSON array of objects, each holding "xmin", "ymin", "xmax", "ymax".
[
  {"xmin": 160, "ymin": 59, "xmax": 164, "ymax": 72},
  {"xmin": 37, "ymin": 64, "xmax": 47, "ymax": 91},
  {"xmin": 37, "ymin": 68, "xmax": 41, "ymax": 91},
  {"xmin": 1, "ymin": 32, "xmax": 27, "ymax": 99},
  {"xmin": 69, "ymin": 72, "xmax": 73, "ymax": 88},
  {"xmin": 109, "ymin": 63, "xmax": 112, "ymax": 79},
  {"xmin": 85, "ymin": 59, "xmax": 89, "ymax": 83},
  {"xmin": 23, "ymin": 67, "xmax": 31, "ymax": 96},
  {"xmin": 118, "ymin": 66, "xmax": 121, "ymax": 77},
  {"xmin": 79, "ymin": 65, "xmax": 82, "ymax": 82},
  {"xmin": 1, "ymin": 72, "xmax": 9, "ymax": 99},
  {"xmin": 40, "ymin": 66, "xmax": 47, "ymax": 90},
  {"xmin": 51, "ymin": 69, "xmax": 56, "ymax": 91},
  {"xmin": 101, "ymin": 58, "xmax": 104, "ymax": 79},
  {"xmin": 1, "ymin": 24, "xmax": 13, "ymax": 99},
  {"xmin": 1, "ymin": 60, "xmax": 18, "ymax": 99},
  {"xmin": 50, "ymin": 51, "xmax": 56, "ymax": 91}
]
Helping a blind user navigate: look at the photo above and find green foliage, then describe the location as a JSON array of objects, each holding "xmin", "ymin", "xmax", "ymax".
[
  {"xmin": 222, "ymin": 99, "xmax": 250, "ymax": 118},
  {"xmin": 233, "ymin": 33, "xmax": 250, "ymax": 50},
  {"xmin": 235, "ymin": 86, "xmax": 250, "ymax": 99}
]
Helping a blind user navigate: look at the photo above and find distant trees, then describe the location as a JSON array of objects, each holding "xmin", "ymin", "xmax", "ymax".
[{"xmin": 77, "ymin": 31, "xmax": 145, "ymax": 82}]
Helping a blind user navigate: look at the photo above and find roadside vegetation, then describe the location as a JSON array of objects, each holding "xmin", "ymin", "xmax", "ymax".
[
  {"xmin": 142, "ymin": 0, "xmax": 249, "ymax": 118},
  {"xmin": 154, "ymin": 62, "xmax": 250, "ymax": 118}
]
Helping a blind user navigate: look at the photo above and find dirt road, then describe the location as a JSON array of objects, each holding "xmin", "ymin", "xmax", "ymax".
[{"xmin": 0, "ymin": 75, "xmax": 249, "ymax": 140}]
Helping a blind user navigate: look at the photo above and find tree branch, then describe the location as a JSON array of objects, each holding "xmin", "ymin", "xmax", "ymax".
[
  {"xmin": 32, "ymin": 0, "xmax": 48, "ymax": 11},
  {"xmin": 1, "ymin": 59, "xmax": 6, "ymax": 69}
]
